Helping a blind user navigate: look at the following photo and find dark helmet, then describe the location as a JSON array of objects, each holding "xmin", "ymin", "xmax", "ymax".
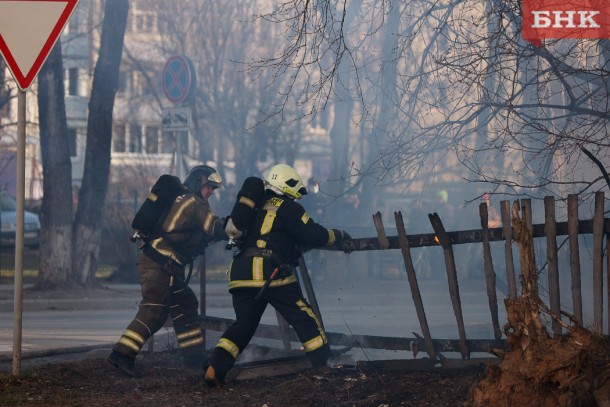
[{"xmin": 183, "ymin": 165, "xmax": 224, "ymax": 193}]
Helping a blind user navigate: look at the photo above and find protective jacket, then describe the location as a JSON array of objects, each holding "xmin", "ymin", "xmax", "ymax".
[
  {"xmin": 148, "ymin": 193, "xmax": 226, "ymax": 265},
  {"xmin": 207, "ymin": 185, "xmax": 350, "ymax": 383},
  {"xmin": 113, "ymin": 191, "xmax": 226, "ymax": 369},
  {"xmin": 228, "ymin": 190, "xmax": 340, "ymax": 291}
]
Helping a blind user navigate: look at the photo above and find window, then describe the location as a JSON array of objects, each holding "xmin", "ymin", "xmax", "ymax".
[
  {"xmin": 67, "ymin": 8, "xmax": 80, "ymax": 33},
  {"xmin": 145, "ymin": 126, "xmax": 159, "ymax": 154},
  {"xmin": 132, "ymin": 3, "xmax": 156, "ymax": 33},
  {"xmin": 132, "ymin": 71, "xmax": 151, "ymax": 96},
  {"xmin": 68, "ymin": 68, "xmax": 79, "ymax": 96},
  {"xmin": 161, "ymin": 130, "xmax": 174, "ymax": 154},
  {"xmin": 112, "ymin": 124, "xmax": 126, "ymax": 153},
  {"xmin": 118, "ymin": 71, "xmax": 131, "ymax": 95},
  {"xmin": 128, "ymin": 124, "xmax": 142, "ymax": 153},
  {"xmin": 67, "ymin": 128, "xmax": 77, "ymax": 157}
]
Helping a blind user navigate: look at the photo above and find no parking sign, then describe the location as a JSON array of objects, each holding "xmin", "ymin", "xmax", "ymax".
[{"xmin": 162, "ymin": 55, "xmax": 196, "ymax": 105}]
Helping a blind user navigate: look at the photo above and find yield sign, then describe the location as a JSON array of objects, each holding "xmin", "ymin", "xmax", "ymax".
[{"xmin": 0, "ymin": 0, "xmax": 79, "ymax": 90}]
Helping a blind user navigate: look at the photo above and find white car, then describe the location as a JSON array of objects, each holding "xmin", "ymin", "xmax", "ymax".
[{"xmin": 0, "ymin": 193, "xmax": 41, "ymax": 248}]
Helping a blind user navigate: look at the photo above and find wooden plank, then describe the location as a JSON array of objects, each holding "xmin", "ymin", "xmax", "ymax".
[
  {"xmin": 297, "ymin": 256, "xmax": 325, "ymax": 332},
  {"xmin": 199, "ymin": 255, "xmax": 207, "ymax": 346},
  {"xmin": 428, "ymin": 213, "xmax": 469, "ymax": 359},
  {"xmin": 199, "ymin": 315, "xmax": 506, "ymax": 353},
  {"xmin": 357, "ymin": 357, "xmax": 497, "ymax": 372},
  {"xmin": 229, "ymin": 354, "xmax": 312, "ymax": 380},
  {"xmin": 372, "ymin": 211, "xmax": 390, "ymax": 249},
  {"xmin": 439, "ymin": 357, "xmax": 499, "ymax": 369},
  {"xmin": 357, "ymin": 358, "xmax": 436, "ymax": 372},
  {"xmin": 394, "ymin": 211, "xmax": 436, "ymax": 361},
  {"xmin": 275, "ymin": 310, "xmax": 292, "ymax": 351},
  {"xmin": 199, "ymin": 255, "xmax": 206, "ymax": 316},
  {"xmin": 522, "ymin": 199, "xmax": 535, "ymax": 268},
  {"xmin": 500, "ymin": 200, "xmax": 517, "ymax": 298},
  {"xmin": 567, "ymin": 194, "xmax": 583, "ymax": 325},
  {"xmin": 544, "ymin": 196, "xmax": 561, "ymax": 337},
  {"xmin": 337, "ymin": 218, "xmax": 598, "ymax": 253},
  {"xmin": 479, "ymin": 203, "xmax": 501, "ymax": 340},
  {"xmin": 516, "ymin": 199, "xmax": 536, "ymax": 298},
  {"xmin": 593, "ymin": 191, "xmax": 605, "ymax": 332},
  {"xmin": 607, "ymin": 219, "xmax": 610, "ymax": 334}
]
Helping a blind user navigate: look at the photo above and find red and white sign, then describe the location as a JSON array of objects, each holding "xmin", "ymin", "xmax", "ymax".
[
  {"xmin": 0, "ymin": 0, "xmax": 79, "ymax": 90},
  {"xmin": 522, "ymin": 0, "xmax": 610, "ymax": 46}
]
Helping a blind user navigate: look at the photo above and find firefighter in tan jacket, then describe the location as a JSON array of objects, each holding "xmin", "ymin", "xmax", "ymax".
[{"xmin": 108, "ymin": 165, "xmax": 227, "ymax": 377}]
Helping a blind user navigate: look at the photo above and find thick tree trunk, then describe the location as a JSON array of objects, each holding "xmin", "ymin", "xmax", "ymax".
[
  {"xmin": 37, "ymin": 40, "xmax": 74, "ymax": 289},
  {"xmin": 72, "ymin": 0, "xmax": 129, "ymax": 286}
]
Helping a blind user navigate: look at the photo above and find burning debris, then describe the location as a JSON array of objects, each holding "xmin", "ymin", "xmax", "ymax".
[{"xmin": 472, "ymin": 201, "xmax": 610, "ymax": 407}]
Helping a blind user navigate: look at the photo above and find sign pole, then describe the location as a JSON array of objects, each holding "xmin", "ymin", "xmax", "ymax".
[
  {"xmin": 12, "ymin": 89, "xmax": 26, "ymax": 376},
  {"xmin": 0, "ymin": 0, "xmax": 80, "ymax": 377}
]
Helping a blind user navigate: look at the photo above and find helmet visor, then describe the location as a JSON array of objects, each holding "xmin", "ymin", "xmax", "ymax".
[{"xmin": 206, "ymin": 172, "xmax": 225, "ymax": 190}]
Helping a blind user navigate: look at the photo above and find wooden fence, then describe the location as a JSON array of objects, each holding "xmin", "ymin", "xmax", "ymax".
[{"xmin": 197, "ymin": 192, "xmax": 609, "ymax": 368}]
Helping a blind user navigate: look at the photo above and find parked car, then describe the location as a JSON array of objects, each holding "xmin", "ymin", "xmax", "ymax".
[{"xmin": 0, "ymin": 192, "xmax": 40, "ymax": 248}]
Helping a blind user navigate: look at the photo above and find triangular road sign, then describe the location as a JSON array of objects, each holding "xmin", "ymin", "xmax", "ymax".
[{"xmin": 0, "ymin": 0, "xmax": 79, "ymax": 90}]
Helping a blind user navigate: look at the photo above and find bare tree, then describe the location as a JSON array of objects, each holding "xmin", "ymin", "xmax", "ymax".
[
  {"xmin": 0, "ymin": 59, "xmax": 12, "ymax": 119},
  {"xmin": 152, "ymin": 0, "xmax": 311, "ymax": 183},
  {"xmin": 37, "ymin": 40, "xmax": 74, "ymax": 288},
  {"xmin": 249, "ymin": 0, "xmax": 610, "ymax": 203},
  {"xmin": 73, "ymin": 0, "xmax": 129, "ymax": 285}
]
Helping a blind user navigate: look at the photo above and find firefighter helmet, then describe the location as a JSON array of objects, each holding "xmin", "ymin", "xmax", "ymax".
[
  {"xmin": 184, "ymin": 165, "xmax": 224, "ymax": 192},
  {"xmin": 265, "ymin": 164, "xmax": 307, "ymax": 200}
]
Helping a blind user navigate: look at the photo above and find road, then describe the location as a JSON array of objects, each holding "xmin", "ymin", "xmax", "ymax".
[{"xmin": 0, "ymin": 277, "xmax": 506, "ymax": 372}]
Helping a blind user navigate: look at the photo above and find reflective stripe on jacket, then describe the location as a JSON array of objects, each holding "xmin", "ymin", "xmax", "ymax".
[{"xmin": 228, "ymin": 191, "xmax": 336, "ymax": 289}]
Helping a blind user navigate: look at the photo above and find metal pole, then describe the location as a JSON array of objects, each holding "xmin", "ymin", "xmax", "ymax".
[{"xmin": 12, "ymin": 89, "xmax": 26, "ymax": 376}]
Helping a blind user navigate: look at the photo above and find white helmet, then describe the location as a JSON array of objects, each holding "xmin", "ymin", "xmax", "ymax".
[{"xmin": 265, "ymin": 164, "xmax": 308, "ymax": 200}]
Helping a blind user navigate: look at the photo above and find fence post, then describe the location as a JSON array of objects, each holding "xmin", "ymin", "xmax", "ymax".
[
  {"xmin": 479, "ymin": 202, "xmax": 501, "ymax": 340},
  {"xmin": 199, "ymin": 254, "xmax": 206, "ymax": 347},
  {"xmin": 518, "ymin": 199, "xmax": 536, "ymax": 299},
  {"xmin": 607, "ymin": 218, "xmax": 610, "ymax": 335},
  {"xmin": 544, "ymin": 196, "xmax": 561, "ymax": 337},
  {"xmin": 567, "ymin": 194, "xmax": 583, "ymax": 326},
  {"xmin": 298, "ymin": 256, "xmax": 324, "ymax": 331},
  {"xmin": 428, "ymin": 212, "xmax": 469, "ymax": 359},
  {"xmin": 132, "ymin": 190, "xmax": 139, "ymax": 276},
  {"xmin": 593, "ymin": 191, "xmax": 604, "ymax": 333},
  {"xmin": 500, "ymin": 200, "xmax": 517, "ymax": 298},
  {"xmin": 394, "ymin": 211, "xmax": 436, "ymax": 361}
]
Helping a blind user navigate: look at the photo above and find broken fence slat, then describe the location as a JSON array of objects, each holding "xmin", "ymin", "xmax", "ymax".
[
  {"xmin": 567, "ymin": 194, "xmax": 583, "ymax": 326},
  {"xmin": 428, "ymin": 213, "xmax": 469, "ymax": 359},
  {"xmin": 335, "ymin": 219, "xmax": 600, "ymax": 253},
  {"xmin": 372, "ymin": 211, "xmax": 390, "ymax": 249},
  {"xmin": 479, "ymin": 203, "xmax": 502, "ymax": 341},
  {"xmin": 199, "ymin": 315, "xmax": 506, "ymax": 354},
  {"xmin": 394, "ymin": 211, "xmax": 436, "ymax": 361}
]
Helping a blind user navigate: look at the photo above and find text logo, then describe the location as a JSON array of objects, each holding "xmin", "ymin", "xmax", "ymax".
[{"xmin": 522, "ymin": 0, "xmax": 610, "ymax": 46}]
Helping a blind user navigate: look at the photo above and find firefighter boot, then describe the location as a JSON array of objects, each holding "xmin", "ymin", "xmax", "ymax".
[
  {"xmin": 107, "ymin": 351, "xmax": 136, "ymax": 377},
  {"xmin": 204, "ymin": 364, "xmax": 226, "ymax": 387}
]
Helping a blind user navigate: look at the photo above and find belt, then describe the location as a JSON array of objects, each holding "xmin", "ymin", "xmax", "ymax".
[
  {"xmin": 240, "ymin": 247, "xmax": 286, "ymax": 266},
  {"xmin": 142, "ymin": 244, "xmax": 184, "ymax": 270}
]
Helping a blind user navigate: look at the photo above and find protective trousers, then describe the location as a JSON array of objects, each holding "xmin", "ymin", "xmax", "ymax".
[
  {"xmin": 112, "ymin": 253, "xmax": 204, "ymax": 368},
  {"xmin": 209, "ymin": 283, "xmax": 331, "ymax": 379}
]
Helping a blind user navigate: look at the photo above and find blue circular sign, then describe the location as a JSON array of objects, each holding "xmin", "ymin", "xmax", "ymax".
[{"xmin": 162, "ymin": 55, "xmax": 196, "ymax": 105}]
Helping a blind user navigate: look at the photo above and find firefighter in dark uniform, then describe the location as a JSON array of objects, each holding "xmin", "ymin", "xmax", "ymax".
[
  {"xmin": 204, "ymin": 164, "xmax": 351, "ymax": 386},
  {"xmin": 107, "ymin": 165, "xmax": 227, "ymax": 377}
]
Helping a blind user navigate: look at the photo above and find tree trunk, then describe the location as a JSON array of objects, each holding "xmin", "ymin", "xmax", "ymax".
[
  {"xmin": 72, "ymin": 0, "xmax": 129, "ymax": 286},
  {"xmin": 37, "ymin": 40, "xmax": 74, "ymax": 289}
]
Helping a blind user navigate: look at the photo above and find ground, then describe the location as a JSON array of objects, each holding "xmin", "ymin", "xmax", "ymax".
[{"xmin": 0, "ymin": 351, "xmax": 485, "ymax": 406}]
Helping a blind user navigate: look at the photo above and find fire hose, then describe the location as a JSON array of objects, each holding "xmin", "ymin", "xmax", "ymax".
[{"xmin": 254, "ymin": 267, "xmax": 280, "ymax": 301}]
